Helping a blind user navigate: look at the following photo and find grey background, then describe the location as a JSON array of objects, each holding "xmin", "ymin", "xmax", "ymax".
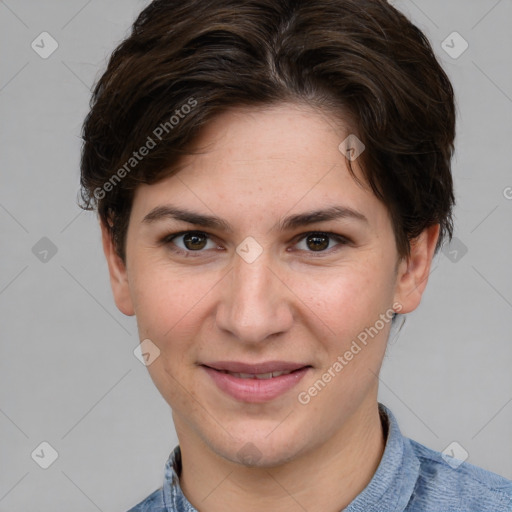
[{"xmin": 1, "ymin": 0, "xmax": 511, "ymax": 510}]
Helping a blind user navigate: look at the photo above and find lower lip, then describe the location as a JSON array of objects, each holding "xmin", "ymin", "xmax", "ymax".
[{"xmin": 202, "ymin": 366, "xmax": 310, "ymax": 403}]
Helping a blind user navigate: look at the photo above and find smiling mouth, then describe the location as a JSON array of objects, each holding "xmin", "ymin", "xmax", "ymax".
[{"xmin": 201, "ymin": 363, "xmax": 312, "ymax": 402}]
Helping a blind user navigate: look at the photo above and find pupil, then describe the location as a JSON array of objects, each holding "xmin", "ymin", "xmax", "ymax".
[{"xmin": 307, "ymin": 234, "xmax": 328, "ymax": 251}]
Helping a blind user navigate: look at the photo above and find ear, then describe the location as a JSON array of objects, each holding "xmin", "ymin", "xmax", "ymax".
[
  {"xmin": 100, "ymin": 219, "xmax": 135, "ymax": 316},
  {"xmin": 393, "ymin": 224, "xmax": 440, "ymax": 314}
]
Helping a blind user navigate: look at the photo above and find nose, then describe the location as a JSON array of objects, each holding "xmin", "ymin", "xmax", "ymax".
[{"xmin": 215, "ymin": 248, "xmax": 294, "ymax": 345}]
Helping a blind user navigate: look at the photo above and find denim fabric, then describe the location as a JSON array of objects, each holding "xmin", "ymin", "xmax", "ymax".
[{"xmin": 127, "ymin": 402, "xmax": 512, "ymax": 511}]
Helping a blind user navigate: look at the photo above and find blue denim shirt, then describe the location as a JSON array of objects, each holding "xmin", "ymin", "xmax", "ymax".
[{"xmin": 127, "ymin": 402, "xmax": 512, "ymax": 511}]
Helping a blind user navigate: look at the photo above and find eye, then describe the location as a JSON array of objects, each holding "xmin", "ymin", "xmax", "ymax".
[
  {"xmin": 160, "ymin": 230, "xmax": 350, "ymax": 257},
  {"xmin": 293, "ymin": 231, "xmax": 350, "ymax": 254},
  {"xmin": 162, "ymin": 231, "xmax": 219, "ymax": 256}
]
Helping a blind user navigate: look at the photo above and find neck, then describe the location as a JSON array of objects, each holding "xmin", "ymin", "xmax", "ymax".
[{"xmin": 175, "ymin": 399, "xmax": 387, "ymax": 512}]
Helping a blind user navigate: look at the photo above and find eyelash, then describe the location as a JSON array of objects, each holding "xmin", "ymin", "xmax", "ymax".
[{"xmin": 159, "ymin": 230, "xmax": 351, "ymax": 258}]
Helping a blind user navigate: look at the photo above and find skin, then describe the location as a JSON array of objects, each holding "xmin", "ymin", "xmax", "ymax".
[{"xmin": 101, "ymin": 102, "xmax": 439, "ymax": 512}]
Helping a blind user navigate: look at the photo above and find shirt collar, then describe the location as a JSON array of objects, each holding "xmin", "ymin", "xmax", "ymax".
[
  {"xmin": 161, "ymin": 402, "xmax": 419, "ymax": 512},
  {"xmin": 344, "ymin": 402, "xmax": 420, "ymax": 511}
]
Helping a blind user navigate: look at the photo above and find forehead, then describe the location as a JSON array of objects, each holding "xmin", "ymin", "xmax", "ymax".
[
  {"xmin": 181, "ymin": 103, "xmax": 357, "ymax": 179},
  {"xmin": 130, "ymin": 103, "xmax": 389, "ymax": 230}
]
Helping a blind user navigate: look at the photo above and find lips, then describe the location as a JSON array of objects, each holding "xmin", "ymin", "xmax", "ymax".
[{"xmin": 201, "ymin": 361, "xmax": 311, "ymax": 402}]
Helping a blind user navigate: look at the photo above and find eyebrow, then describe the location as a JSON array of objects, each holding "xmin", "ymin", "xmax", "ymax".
[{"xmin": 141, "ymin": 204, "xmax": 368, "ymax": 232}]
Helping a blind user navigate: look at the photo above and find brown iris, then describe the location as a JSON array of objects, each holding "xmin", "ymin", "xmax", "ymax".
[
  {"xmin": 305, "ymin": 233, "xmax": 329, "ymax": 251},
  {"xmin": 183, "ymin": 232, "xmax": 208, "ymax": 250}
]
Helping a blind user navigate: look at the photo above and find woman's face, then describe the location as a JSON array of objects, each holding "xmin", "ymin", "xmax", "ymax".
[{"xmin": 104, "ymin": 103, "xmax": 434, "ymax": 467}]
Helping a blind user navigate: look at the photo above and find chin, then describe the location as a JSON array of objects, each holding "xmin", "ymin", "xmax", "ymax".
[{"xmin": 206, "ymin": 427, "xmax": 308, "ymax": 469}]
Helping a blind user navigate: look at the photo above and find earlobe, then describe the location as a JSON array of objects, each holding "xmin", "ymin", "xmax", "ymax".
[
  {"xmin": 393, "ymin": 224, "xmax": 440, "ymax": 314},
  {"xmin": 100, "ymin": 219, "xmax": 135, "ymax": 316}
]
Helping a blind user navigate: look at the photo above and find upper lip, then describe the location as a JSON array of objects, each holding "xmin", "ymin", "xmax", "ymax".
[{"xmin": 202, "ymin": 361, "xmax": 310, "ymax": 374}]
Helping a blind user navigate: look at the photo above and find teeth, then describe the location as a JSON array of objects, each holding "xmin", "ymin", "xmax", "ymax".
[
  {"xmin": 222, "ymin": 370, "xmax": 294, "ymax": 379},
  {"xmin": 254, "ymin": 372, "xmax": 273, "ymax": 380},
  {"xmin": 270, "ymin": 370, "xmax": 293, "ymax": 377}
]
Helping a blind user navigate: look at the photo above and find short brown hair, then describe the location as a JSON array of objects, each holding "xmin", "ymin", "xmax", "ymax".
[{"xmin": 79, "ymin": 0, "xmax": 456, "ymax": 263}]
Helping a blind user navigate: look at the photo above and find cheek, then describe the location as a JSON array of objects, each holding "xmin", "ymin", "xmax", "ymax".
[
  {"xmin": 290, "ymin": 258, "xmax": 395, "ymax": 399},
  {"xmin": 129, "ymin": 260, "xmax": 223, "ymax": 391},
  {"xmin": 289, "ymin": 260, "xmax": 389, "ymax": 337},
  {"xmin": 130, "ymin": 260, "xmax": 203, "ymax": 338},
  {"xmin": 131, "ymin": 265, "xmax": 207, "ymax": 407}
]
